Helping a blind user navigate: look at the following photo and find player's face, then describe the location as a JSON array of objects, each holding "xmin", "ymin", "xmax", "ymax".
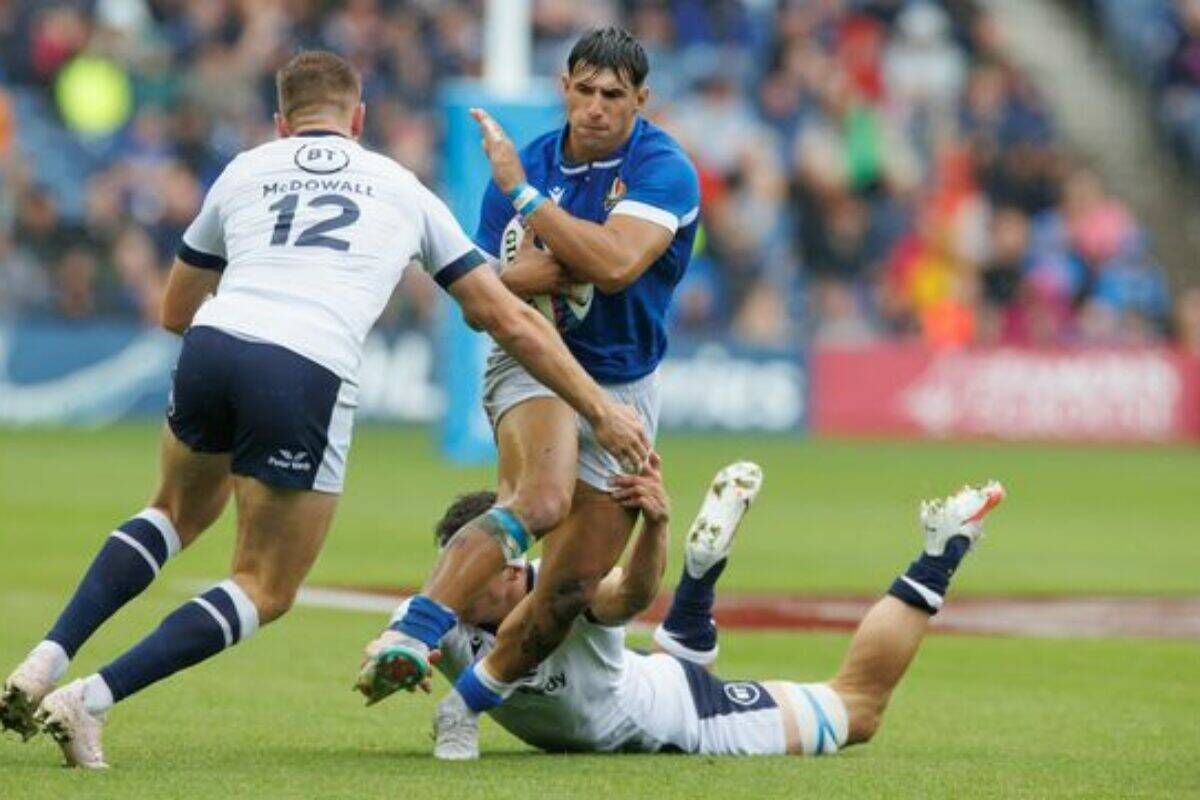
[
  {"xmin": 459, "ymin": 566, "xmax": 525, "ymax": 627},
  {"xmin": 561, "ymin": 65, "xmax": 648, "ymax": 160}
]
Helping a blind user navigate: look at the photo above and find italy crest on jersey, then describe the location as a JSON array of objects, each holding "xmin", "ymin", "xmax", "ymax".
[{"xmin": 604, "ymin": 176, "xmax": 626, "ymax": 211}]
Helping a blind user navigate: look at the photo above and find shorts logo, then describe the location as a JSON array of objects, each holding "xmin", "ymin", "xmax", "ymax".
[
  {"xmin": 267, "ymin": 448, "xmax": 312, "ymax": 472},
  {"xmin": 295, "ymin": 143, "xmax": 350, "ymax": 174},
  {"xmin": 549, "ymin": 186, "xmax": 565, "ymax": 205},
  {"xmin": 723, "ymin": 682, "xmax": 761, "ymax": 706}
]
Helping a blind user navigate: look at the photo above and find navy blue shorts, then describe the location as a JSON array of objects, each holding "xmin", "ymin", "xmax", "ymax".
[
  {"xmin": 167, "ymin": 326, "xmax": 354, "ymax": 493},
  {"xmin": 674, "ymin": 657, "xmax": 777, "ymax": 719}
]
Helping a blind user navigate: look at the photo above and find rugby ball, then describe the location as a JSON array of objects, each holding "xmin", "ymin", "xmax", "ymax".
[{"xmin": 499, "ymin": 215, "xmax": 593, "ymax": 332}]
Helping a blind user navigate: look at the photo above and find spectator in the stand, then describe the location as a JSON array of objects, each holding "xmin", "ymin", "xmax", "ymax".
[
  {"xmin": 54, "ymin": 245, "xmax": 98, "ymax": 319},
  {"xmin": 1161, "ymin": 0, "xmax": 1200, "ymax": 164},
  {"xmin": 978, "ymin": 205, "xmax": 1030, "ymax": 345},
  {"xmin": 883, "ymin": 2, "xmax": 967, "ymax": 130}
]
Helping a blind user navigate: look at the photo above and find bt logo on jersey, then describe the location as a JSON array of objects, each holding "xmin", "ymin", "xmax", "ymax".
[{"xmin": 295, "ymin": 143, "xmax": 350, "ymax": 174}]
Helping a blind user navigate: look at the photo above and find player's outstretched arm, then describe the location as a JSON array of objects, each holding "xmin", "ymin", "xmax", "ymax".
[
  {"xmin": 161, "ymin": 258, "xmax": 221, "ymax": 334},
  {"xmin": 589, "ymin": 453, "xmax": 670, "ymax": 625},
  {"xmin": 448, "ymin": 265, "xmax": 650, "ymax": 472},
  {"xmin": 470, "ymin": 108, "xmax": 672, "ymax": 294}
]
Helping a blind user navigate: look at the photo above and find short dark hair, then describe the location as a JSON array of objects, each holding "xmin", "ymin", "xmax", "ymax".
[
  {"xmin": 276, "ymin": 50, "xmax": 361, "ymax": 122},
  {"xmin": 434, "ymin": 490, "xmax": 498, "ymax": 548},
  {"xmin": 567, "ymin": 27, "xmax": 649, "ymax": 88}
]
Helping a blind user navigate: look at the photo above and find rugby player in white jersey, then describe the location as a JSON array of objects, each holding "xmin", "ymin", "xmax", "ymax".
[
  {"xmin": 365, "ymin": 461, "xmax": 1004, "ymax": 759},
  {"xmin": 0, "ymin": 50, "xmax": 649, "ymax": 769}
]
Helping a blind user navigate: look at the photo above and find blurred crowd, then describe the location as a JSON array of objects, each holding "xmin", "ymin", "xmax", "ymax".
[
  {"xmin": 1084, "ymin": 0, "xmax": 1200, "ymax": 172},
  {"xmin": 0, "ymin": 0, "xmax": 1194, "ymax": 352}
]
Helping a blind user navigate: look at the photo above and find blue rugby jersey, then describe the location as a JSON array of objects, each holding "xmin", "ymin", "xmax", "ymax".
[{"xmin": 475, "ymin": 117, "xmax": 700, "ymax": 384}]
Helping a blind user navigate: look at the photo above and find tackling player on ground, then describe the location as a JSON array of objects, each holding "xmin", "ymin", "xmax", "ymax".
[
  {"xmin": 0, "ymin": 50, "xmax": 648, "ymax": 769},
  {"xmin": 364, "ymin": 462, "xmax": 1005, "ymax": 758},
  {"xmin": 360, "ymin": 27, "xmax": 702, "ymax": 740}
]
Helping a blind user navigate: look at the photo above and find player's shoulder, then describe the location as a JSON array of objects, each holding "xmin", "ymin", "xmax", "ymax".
[
  {"xmin": 353, "ymin": 145, "xmax": 437, "ymax": 204},
  {"xmin": 629, "ymin": 119, "xmax": 697, "ymax": 176}
]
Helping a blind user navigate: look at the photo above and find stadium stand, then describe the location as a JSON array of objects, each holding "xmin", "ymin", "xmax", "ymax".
[
  {"xmin": 1080, "ymin": 0, "xmax": 1200, "ymax": 171},
  {"xmin": 0, "ymin": 1, "xmax": 1182, "ymax": 348}
]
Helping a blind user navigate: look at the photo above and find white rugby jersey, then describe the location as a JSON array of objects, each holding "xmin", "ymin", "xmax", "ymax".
[
  {"xmin": 180, "ymin": 131, "xmax": 483, "ymax": 383},
  {"xmin": 392, "ymin": 566, "xmax": 697, "ymax": 753}
]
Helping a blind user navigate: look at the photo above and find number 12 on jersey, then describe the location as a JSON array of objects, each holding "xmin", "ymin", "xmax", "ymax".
[{"xmin": 268, "ymin": 193, "xmax": 360, "ymax": 252}]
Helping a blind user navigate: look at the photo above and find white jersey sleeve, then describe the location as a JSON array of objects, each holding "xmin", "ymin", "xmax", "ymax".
[
  {"xmin": 415, "ymin": 182, "xmax": 486, "ymax": 289},
  {"xmin": 178, "ymin": 159, "xmax": 238, "ymax": 271}
]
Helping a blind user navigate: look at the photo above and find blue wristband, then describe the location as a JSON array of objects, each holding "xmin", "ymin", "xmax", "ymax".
[{"xmin": 507, "ymin": 182, "xmax": 545, "ymax": 217}]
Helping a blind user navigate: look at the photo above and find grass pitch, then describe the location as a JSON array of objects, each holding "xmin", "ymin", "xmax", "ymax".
[{"xmin": 1, "ymin": 424, "xmax": 1198, "ymax": 799}]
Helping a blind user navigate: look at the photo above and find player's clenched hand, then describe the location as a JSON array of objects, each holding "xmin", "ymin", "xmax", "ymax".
[
  {"xmin": 611, "ymin": 452, "xmax": 669, "ymax": 523},
  {"xmin": 470, "ymin": 107, "xmax": 527, "ymax": 194},
  {"xmin": 502, "ymin": 235, "xmax": 574, "ymax": 298},
  {"xmin": 592, "ymin": 401, "xmax": 651, "ymax": 476}
]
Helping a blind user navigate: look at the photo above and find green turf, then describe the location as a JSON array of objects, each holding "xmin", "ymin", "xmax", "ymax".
[{"xmin": 1, "ymin": 424, "xmax": 1198, "ymax": 798}]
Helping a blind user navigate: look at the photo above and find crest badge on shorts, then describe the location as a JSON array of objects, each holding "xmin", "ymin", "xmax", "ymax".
[{"xmin": 723, "ymin": 682, "xmax": 762, "ymax": 706}]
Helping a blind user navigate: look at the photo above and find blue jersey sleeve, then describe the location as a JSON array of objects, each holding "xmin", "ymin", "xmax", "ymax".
[
  {"xmin": 610, "ymin": 147, "xmax": 700, "ymax": 234},
  {"xmin": 473, "ymin": 179, "xmax": 511, "ymax": 259}
]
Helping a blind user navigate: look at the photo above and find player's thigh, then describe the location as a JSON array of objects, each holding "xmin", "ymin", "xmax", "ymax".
[
  {"xmin": 538, "ymin": 481, "xmax": 637, "ymax": 591},
  {"xmin": 152, "ymin": 424, "xmax": 232, "ymax": 546},
  {"xmin": 494, "ymin": 396, "xmax": 579, "ymax": 529},
  {"xmin": 228, "ymin": 476, "xmax": 338, "ymax": 622}
]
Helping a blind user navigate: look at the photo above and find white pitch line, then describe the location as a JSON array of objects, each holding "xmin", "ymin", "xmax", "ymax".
[
  {"xmin": 294, "ymin": 585, "xmax": 401, "ymax": 614},
  {"xmin": 290, "ymin": 584, "xmax": 655, "ymax": 632}
]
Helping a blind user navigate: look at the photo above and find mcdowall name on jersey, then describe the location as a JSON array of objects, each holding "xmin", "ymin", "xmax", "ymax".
[{"xmin": 261, "ymin": 179, "xmax": 376, "ymax": 198}]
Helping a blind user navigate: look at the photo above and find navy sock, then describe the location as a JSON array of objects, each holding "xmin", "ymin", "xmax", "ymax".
[
  {"xmin": 46, "ymin": 510, "xmax": 181, "ymax": 658},
  {"xmin": 99, "ymin": 580, "xmax": 258, "ymax": 703},
  {"xmin": 887, "ymin": 536, "xmax": 971, "ymax": 615},
  {"xmin": 660, "ymin": 559, "xmax": 727, "ymax": 653},
  {"xmin": 391, "ymin": 595, "xmax": 457, "ymax": 650}
]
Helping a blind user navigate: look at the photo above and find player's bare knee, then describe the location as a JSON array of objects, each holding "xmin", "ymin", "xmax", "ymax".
[
  {"xmin": 148, "ymin": 491, "xmax": 222, "ymax": 544},
  {"xmin": 508, "ymin": 485, "xmax": 572, "ymax": 536},
  {"xmin": 840, "ymin": 692, "xmax": 887, "ymax": 745},
  {"xmin": 232, "ymin": 575, "xmax": 295, "ymax": 624}
]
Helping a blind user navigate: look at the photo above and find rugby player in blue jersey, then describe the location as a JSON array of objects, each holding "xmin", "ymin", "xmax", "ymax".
[{"xmin": 358, "ymin": 28, "xmax": 703, "ymax": 744}]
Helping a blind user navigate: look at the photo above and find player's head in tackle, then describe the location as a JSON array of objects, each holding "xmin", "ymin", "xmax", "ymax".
[
  {"xmin": 274, "ymin": 50, "xmax": 365, "ymax": 139},
  {"xmin": 561, "ymin": 26, "xmax": 650, "ymax": 162}
]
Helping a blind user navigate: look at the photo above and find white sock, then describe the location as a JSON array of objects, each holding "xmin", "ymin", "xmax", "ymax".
[
  {"xmin": 32, "ymin": 640, "xmax": 70, "ymax": 683},
  {"xmin": 81, "ymin": 674, "xmax": 114, "ymax": 716},
  {"xmin": 443, "ymin": 686, "xmax": 475, "ymax": 717}
]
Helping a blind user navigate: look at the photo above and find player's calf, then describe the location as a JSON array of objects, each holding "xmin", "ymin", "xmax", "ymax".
[{"xmin": 830, "ymin": 481, "xmax": 1006, "ymax": 748}]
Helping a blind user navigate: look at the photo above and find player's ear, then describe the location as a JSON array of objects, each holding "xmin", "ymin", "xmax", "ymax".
[
  {"xmin": 559, "ymin": 71, "xmax": 571, "ymax": 96},
  {"xmin": 350, "ymin": 102, "xmax": 366, "ymax": 139},
  {"xmin": 635, "ymin": 85, "xmax": 649, "ymax": 111},
  {"xmin": 274, "ymin": 112, "xmax": 291, "ymax": 138}
]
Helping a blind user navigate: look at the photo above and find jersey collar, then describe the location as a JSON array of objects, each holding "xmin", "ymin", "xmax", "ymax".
[
  {"xmin": 555, "ymin": 116, "xmax": 645, "ymax": 175},
  {"xmin": 292, "ymin": 129, "xmax": 349, "ymax": 138}
]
